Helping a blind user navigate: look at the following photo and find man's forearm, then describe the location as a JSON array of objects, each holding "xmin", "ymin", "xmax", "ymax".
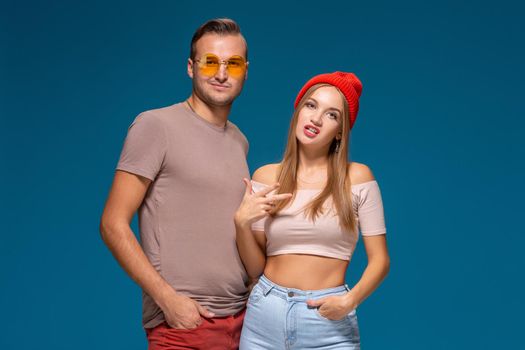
[{"xmin": 100, "ymin": 221, "xmax": 175, "ymax": 306}]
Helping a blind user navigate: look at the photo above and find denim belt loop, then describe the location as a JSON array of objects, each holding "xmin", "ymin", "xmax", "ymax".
[{"xmin": 260, "ymin": 281, "xmax": 274, "ymax": 296}]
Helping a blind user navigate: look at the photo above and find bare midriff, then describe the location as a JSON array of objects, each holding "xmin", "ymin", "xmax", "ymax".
[{"xmin": 264, "ymin": 254, "xmax": 349, "ymax": 290}]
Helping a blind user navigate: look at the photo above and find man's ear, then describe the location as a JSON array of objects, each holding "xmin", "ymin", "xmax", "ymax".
[{"xmin": 187, "ymin": 58, "xmax": 194, "ymax": 79}]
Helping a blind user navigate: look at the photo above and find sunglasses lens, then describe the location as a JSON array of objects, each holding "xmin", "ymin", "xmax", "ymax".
[
  {"xmin": 199, "ymin": 54, "xmax": 219, "ymax": 76},
  {"xmin": 226, "ymin": 56, "xmax": 246, "ymax": 78},
  {"xmin": 197, "ymin": 54, "xmax": 246, "ymax": 78}
]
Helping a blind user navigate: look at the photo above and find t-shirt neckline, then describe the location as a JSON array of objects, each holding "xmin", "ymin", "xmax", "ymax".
[{"xmin": 176, "ymin": 102, "xmax": 229, "ymax": 133}]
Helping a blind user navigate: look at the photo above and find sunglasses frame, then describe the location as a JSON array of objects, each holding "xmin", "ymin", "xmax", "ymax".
[{"xmin": 193, "ymin": 53, "xmax": 248, "ymax": 78}]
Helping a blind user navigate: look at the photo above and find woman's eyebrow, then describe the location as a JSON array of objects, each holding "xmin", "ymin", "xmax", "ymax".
[
  {"xmin": 307, "ymin": 98, "xmax": 342, "ymax": 114},
  {"xmin": 327, "ymin": 107, "xmax": 342, "ymax": 114}
]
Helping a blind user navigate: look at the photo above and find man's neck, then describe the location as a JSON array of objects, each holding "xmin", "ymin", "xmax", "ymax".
[{"xmin": 186, "ymin": 95, "xmax": 231, "ymax": 128}]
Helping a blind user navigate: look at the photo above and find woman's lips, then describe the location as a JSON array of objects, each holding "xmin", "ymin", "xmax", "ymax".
[{"xmin": 303, "ymin": 125, "xmax": 320, "ymax": 138}]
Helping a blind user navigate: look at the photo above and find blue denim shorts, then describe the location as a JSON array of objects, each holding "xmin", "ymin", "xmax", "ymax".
[{"xmin": 239, "ymin": 275, "xmax": 360, "ymax": 349}]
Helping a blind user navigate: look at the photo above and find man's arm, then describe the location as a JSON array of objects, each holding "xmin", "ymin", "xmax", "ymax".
[{"xmin": 99, "ymin": 170, "xmax": 214, "ymax": 329}]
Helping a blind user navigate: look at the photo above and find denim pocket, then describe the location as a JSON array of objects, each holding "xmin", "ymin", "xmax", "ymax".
[
  {"xmin": 313, "ymin": 307, "xmax": 351, "ymax": 325},
  {"xmin": 247, "ymin": 283, "xmax": 263, "ymax": 306}
]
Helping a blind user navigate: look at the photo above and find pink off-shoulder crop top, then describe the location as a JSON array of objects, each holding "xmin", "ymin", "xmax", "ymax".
[{"xmin": 251, "ymin": 180, "xmax": 386, "ymax": 261}]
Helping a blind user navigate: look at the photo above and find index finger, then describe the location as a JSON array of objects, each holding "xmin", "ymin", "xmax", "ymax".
[
  {"xmin": 254, "ymin": 182, "xmax": 280, "ymax": 197},
  {"xmin": 265, "ymin": 193, "xmax": 293, "ymax": 202}
]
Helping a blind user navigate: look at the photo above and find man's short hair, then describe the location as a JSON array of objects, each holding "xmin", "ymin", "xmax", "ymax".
[{"xmin": 190, "ymin": 18, "xmax": 248, "ymax": 60}]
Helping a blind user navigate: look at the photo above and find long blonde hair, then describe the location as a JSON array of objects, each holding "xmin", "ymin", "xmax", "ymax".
[{"xmin": 272, "ymin": 83, "xmax": 357, "ymax": 233}]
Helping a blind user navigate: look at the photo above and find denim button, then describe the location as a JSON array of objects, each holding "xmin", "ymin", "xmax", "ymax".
[{"xmin": 288, "ymin": 291, "xmax": 294, "ymax": 297}]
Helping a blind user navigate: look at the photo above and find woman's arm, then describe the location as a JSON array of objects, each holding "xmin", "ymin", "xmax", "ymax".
[
  {"xmin": 343, "ymin": 235, "xmax": 390, "ymax": 308},
  {"xmin": 235, "ymin": 221, "xmax": 267, "ymax": 279},
  {"xmin": 306, "ymin": 235, "xmax": 390, "ymax": 320},
  {"xmin": 234, "ymin": 178, "xmax": 291, "ymax": 279},
  {"xmin": 345, "ymin": 162, "xmax": 390, "ymax": 308},
  {"xmin": 307, "ymin": 162, "xmax": 390, "ymax": 319},
  {"xmin": 235, "ymin": 165, "xmax": 291, "ymax": 279}
]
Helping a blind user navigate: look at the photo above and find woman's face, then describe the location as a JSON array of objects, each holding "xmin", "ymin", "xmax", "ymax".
[{"xmin": 295, "ymin": 86, "xmax": 344, "ymax": 151}]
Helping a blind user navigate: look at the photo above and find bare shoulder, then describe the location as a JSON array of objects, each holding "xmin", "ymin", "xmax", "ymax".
[
  {"xmin": 348, "ymin": 162, "xmax": 376, "ymax": 185},
  {"xmin": 252, "ymin": 163, "xmax": 280, "ymax": 185}
]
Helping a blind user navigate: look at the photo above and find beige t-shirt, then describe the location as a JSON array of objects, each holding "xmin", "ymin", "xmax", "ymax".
[{"xmin": 117, "ymin": 102, "xmax": 250, "ymax": 328}]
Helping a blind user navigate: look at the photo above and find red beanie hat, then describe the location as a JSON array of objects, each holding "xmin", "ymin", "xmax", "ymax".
[{"xmin": 294, "ymin": 71, "xmax": 363, "ymax": 129}]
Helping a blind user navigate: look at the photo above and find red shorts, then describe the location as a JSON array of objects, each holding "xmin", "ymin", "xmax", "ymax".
[{"xmin": 146, "ymin": 309, "xmax": 246, "ymax": 350}]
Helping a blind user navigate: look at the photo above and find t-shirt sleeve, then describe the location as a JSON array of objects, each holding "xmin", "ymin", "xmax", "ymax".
[
  {"xmin": 356, "ymin": 181, "xmax": 387, "ymax": 236},
  {"xmin": 116, "ymin": 112, "xmax": 167, "ymax": 181},
  {"xmin": 251, "ymin": 181, "xmax": 270, "ymax": 232}
]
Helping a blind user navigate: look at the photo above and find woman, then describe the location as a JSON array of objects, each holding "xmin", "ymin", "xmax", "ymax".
[{"xmin": 235, "ymin": 72, "xmax": 390, "ymax": 349}]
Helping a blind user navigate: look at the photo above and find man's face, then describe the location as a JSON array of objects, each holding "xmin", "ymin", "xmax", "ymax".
[{"xmin": 188, "ymin": 33, "xmax": 248, "ymax": 107}]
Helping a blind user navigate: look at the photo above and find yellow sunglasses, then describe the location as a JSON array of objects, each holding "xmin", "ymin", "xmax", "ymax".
[{"xmin": 194, "ymin": 53, "xmax": 247, "ymax": 79}]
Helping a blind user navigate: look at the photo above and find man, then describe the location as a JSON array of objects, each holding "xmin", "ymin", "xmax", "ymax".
[{"xmin": 100, "ymin": 18, "xmax": 250, "ymax": 349}]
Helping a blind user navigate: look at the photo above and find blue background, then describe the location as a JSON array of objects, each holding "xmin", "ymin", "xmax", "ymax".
[{"xmin": 2, "ymin": 0, "xmax": 524, "ymax": 349}]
